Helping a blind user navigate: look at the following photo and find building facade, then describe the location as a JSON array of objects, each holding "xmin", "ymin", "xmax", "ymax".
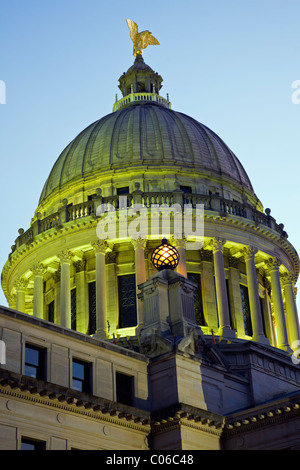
[{"xmin": 1, "ymin": 47, "xmax": 300, "ymax": 450}]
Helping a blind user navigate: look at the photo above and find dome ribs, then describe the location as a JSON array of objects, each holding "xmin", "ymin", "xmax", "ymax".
[{"xmin": 38, "ymin": 104, "xmax": 255, "ymax": 207}]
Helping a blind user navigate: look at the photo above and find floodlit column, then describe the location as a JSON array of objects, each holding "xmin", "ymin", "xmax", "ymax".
[
  {"xmin": 243, "ymin": 247, "xmax": 269, "ymax": 344},
  {"xmin": 172, "ymin": 237, "xmax": 187, "ymax": 278},
  {"xmin": 211, "ymin": 238, "xmax": 234, "ymax": 338},
  {"xmin": 58, "ymin": 250, "xmax": 73, "ymax": 329},
  {"xmin": 31, "ymin": 263, "xmax": 47, "ymax": 319},
  {"xmin": 267, "ymin": 258, "xmax": 290, "ymax": 351},
  {"xmin": 282, "ymin": 273, "xmax": 300, "ymax": 350},
  {"xmin": 132, "ymin": 238, "xmax": 147, "ymax": 328},
  {"xmin": 92, "ymin": 241, "xmax": 107, "ymax": 338},
  {"xmin": 14, "ymin": 278, "xmax": 28, "ymax": 313},
  {"xmin": 74, "ymin": 257, "xmax": 88, "ymax": 334}
]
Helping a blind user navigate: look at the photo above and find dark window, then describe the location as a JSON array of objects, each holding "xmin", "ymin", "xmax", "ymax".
[
  {"xmin": 116, "ymin": 372, "xmax": 134, "ymax": 406},
  {"xmin": 118, "ymin": 275, "xmax": 137, "ymax": 328},
  {"xmin": 88, "ymin": 281, "xmax": 96, "ymax": 335},
  {"xmin": 260, "ymin": 296, "xmax": 267, "ymax": 336},
  {"xmin": 24, "ymin": 344, "xmax": 46, "ymax": 380},
  {"xmin": 226, "ymin": 278, "xmax": 235, "ymax": 330},
  {"xmin": 117, "ymin": 187, "xmax": 129, "ymax": 195},
  {"xmin": 180, "ymin": 185, "xmax": 192, "ymax": 193},
  {"xmin": 187, "ymin": 272, "xmax": 205, "ymax": 325},
  {"xmin": 47, "ymin": 300, "xmax": 54, "ymax": 323},
  {"xmin": 72, "ymin": 358, "xmax": 91, "ymax": 393},
  {"xmin": 71, "ymin": 288, "xmax": 76, "ymax": 331},
  {"xmin": 21, "ymin": 437, "xmax": 46, "ymax": 450},
  {"xmin": 240, "ymin": 285, "xmax": 253, "ymax": 336}
]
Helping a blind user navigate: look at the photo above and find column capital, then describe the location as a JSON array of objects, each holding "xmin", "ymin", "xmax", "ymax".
[
  {"xmin": 266, "ymin": 257, "xmax": 281, "ymax": 272},
  {"xmin": 31, "ymin": 262, "xmax": 47, "ymax": 276},
  {"xmin": 281, "ymin": 272, "xmax": 295, "ymax": 286},
  {"xmin": 243, "ymin": 246, "xmax": 258, "ymax": 261},
  {"xmin": 58, "ymin": 249, "xmax": 74, "ymax": 264},
  {"xmin": 14, "ymin": 278, "xmax": 29, "ymax": 290},
  {"xmin": 200, "ymin": 249, "xmax": 213, "ymax": 262},
  {"xmin": 131, "ymin": 237, "xmax": 147, "ymax": 251},
  {"xmin": 74, "ymin": 257, "xmax": 86, "ymax": 273},
  {"xmin": 92, "ymin": 240, "xmax": 108, "ymax": 254},
  {"xmin": 170, "ymin": 235, "xmax": 186, "ymax": 250},
  {"xmin": 228, "ymin": 254, "xmax": 240, "ymax": 269},
  {"xmin": 210, "ymin": 237, "xmax": 226, "ymax": 253}
]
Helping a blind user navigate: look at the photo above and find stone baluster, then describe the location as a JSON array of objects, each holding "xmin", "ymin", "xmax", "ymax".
[
  {"xmin": 14, "ymin": 278, "xmax": 28, "ymax": 313},
  {"xmin": 31, "ymin": 263, "xmax": 47, "ymax": 319},
  {"xmin": 58, "ymin": 250, "xmax": 73, "ymax": 329},
  {"xmin": 243, "ymin": 247, "xmax": 269, "ymax": 344},
  {"xmin": 267, "ymin": 258, "xmax": 290, "ymax": 351},
  {"xmin": 282, "ymin": 273, "xmax": 300, "ymax": 350},
  {"xmin": 92, "ymin": 240, "xmax": 108, "ymax": 338},
  {"xmin": 211, "ymin": 238, "xmax": 235, "ymax": 338}
]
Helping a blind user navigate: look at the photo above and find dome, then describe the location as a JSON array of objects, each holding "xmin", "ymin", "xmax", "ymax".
[{"xmin": 39, "ymin": 103, "xmax": 253, "ymax": 205}]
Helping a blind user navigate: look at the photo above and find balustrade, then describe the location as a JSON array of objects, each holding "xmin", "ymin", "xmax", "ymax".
[{"xmin": 11, "ymin": 191, "xmax": 289, "ymax": 253}]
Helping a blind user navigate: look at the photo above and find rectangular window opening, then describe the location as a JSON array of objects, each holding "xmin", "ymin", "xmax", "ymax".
[
  {"xmin": 72, "ymin": 358, "xmax": 91, "ymax": 393},
  {"xmin": 116, "ymin": 372, "xmax": 134, "ymax": 406},
  {"xmin": 118, "ymin": 275, "xmax": 137, "ymax": 328},
  {"xmin": 24, "ymin": 344, "xmax": 46, "ymax": 380}
]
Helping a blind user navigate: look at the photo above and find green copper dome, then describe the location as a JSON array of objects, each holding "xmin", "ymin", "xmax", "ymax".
[{"xmin": 39, "ymin": 102, "xmax": 253, "ymax": 204}]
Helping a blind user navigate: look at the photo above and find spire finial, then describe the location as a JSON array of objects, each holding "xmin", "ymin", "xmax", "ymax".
[{"xmin": 126, "ymin": 19, "xmax": 160, "ymax": 57}]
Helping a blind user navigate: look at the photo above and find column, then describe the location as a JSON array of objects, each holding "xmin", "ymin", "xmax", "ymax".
[
  {"xmin": 282, "ymin": 273, "xmax": 300, "ymax": 350},
  {"xmin": 211, "ymin": 238, "xmax": 235, "ymax": 338},
  {"xmin": 243, "ymin": 247, "xmax": 269, "ymax": 344},
  {"xmin": 74, "ymin": 257, "xmax": 88, "ymax": 334},
  {"xmin": 53, "ymin": 269, "xmax": 61, "ymax": 325},
  {"xmin": 14, "ymin": 278, "xmax": 28, "ymax": 313},
  {"xmin": 171, "ymin": 237, "xmax": 187, "ymax": 278},
  {"xmin": 106, "ymin": 250, "xmax": 118, "ymax": 334},
  {"xmin": 228, "ymin": 255, "xmax": 244, "ymax": 337},
  {"xmin": 267, "ymin": 258, "xmax": 290, "ymax": 351},
  {"xmin": 132, "ymin": 238, "xmax": 147, "ymax": 329},
  {"xmin": 58, "ymin": 250, "xmax": 73, "ymax": 329},
  {"xmin": 31, "ymin": 263, "xmax": 47, "ymax": 319},
  {"xmin": 92, "ymin": 241, "xmax": 107, "ymax": 338},
  {"xmin": 201, "ymin": 249, "xmax": 218, "ymax": 331}
]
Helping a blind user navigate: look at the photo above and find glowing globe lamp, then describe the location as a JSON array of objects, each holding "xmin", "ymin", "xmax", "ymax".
[{"xmin": 151, "ymin": 238, "xmax": 180, "ymax": 271}]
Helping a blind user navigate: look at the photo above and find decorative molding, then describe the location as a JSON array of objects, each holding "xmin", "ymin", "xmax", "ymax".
[
  {"xmin": 131, "ymin": 237, "xmax": 147, "ymax": 251},
  {"xmin": 30, "ymin": 262, "xmax": 47, "ymax": 276},
  {"xmin": 266, "ymin": 257, "xmax": 281, "ymax": 272},
  {"xmin": 57, "ymin": 249, "xmax": 73, "ymax": 264},
  {"xmin": 242, "ymin": 246, "xmax": 258, "ymax": 261},
  {"xmin": 74, "ymin": 257, "xmax": 87, "ymax": 273},
  {"xmin": 210, "ymin": 237, "xmax": 226, "ymax": 253},
  {"xmin": 14, "ymin": 278, "xmax": 29, "ymax": 290},
  {"xmin": 0, "ymin": 370, "xmax": 150, "ymax": 432},
  {"xmin": 281, "ymin": 272, "xmax": 295, "ymax": 286},
  {"xmin": 91, "ymin": 240, "xmax": 108, "ymax": 254},
  {"xmin": 200, "ymin": 249, "xmax": 213, "ymax": 262}
]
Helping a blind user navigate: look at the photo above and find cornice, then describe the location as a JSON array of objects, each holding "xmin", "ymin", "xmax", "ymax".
[
  {"xmin": 224, "ymin": 392, "xmax": 300, "ymax": 437},
  {"xmin": 0, "ymin": 369, "xmax": 150, "ymax": 433}
]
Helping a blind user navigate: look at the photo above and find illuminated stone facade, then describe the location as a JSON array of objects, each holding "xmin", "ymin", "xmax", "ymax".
[{"xmin": 1, "ymin": 54, "xmax": 300, "ymax": 450}]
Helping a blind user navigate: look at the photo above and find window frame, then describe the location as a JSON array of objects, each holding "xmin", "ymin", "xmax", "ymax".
[
  {"xmin": 115, "ymin": 371, "xmax": 134, "ymax": 406},
  {"xmin": 24, "ymin": 343, "xmax": 46, "ymax": 380},
  {"xmin": 72, "ymin": 357, "xmax": 92, "ymax": 394}
]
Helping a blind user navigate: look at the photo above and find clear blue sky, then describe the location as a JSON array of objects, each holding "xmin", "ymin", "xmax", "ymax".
[{"xmin": 1, "ymin": 0, "xmax": 300, "ymax": 312}]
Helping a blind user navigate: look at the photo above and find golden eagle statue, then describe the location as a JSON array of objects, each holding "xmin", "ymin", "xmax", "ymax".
[{"xmin": 126, "ymin": 19, "xmax": 160, "ymax": 57}]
